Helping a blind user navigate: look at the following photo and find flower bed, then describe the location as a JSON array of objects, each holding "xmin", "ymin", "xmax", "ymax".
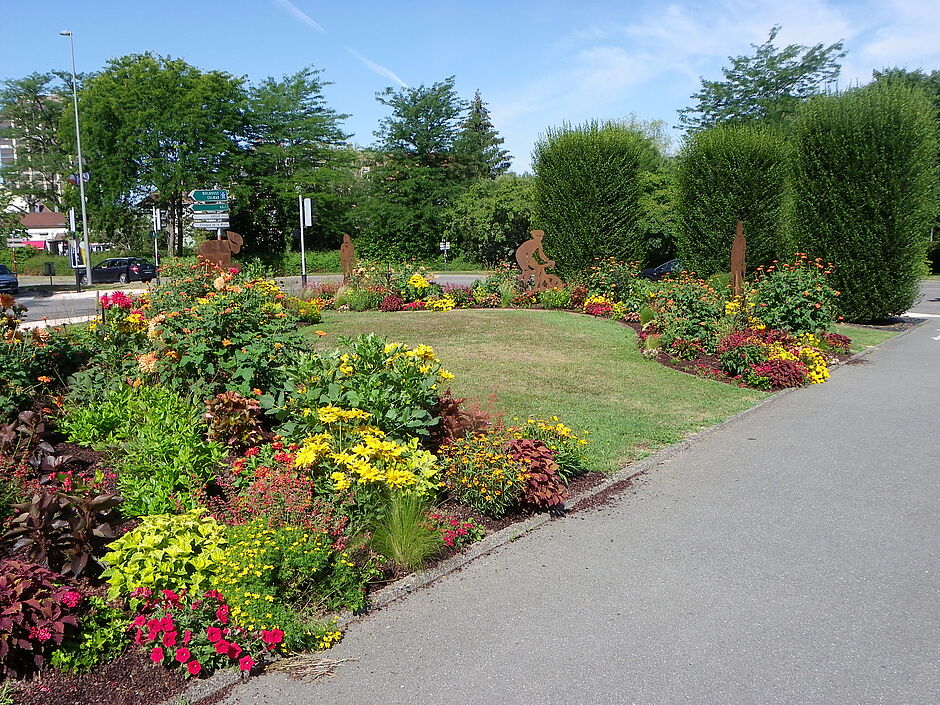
[{"xmin": 0, "ymin": 260, "xmax": 596, "ymax": 702}]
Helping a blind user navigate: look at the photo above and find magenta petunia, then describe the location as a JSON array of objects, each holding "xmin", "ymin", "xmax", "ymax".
[
  {"xmin": 238, "ymin": 655, "xmax": 254, "ymax": 672},
  {"xmin": 187, "ymin": 660, "xmax": 202, "ymax": 676},
  {"xmin": 150, "ymin": 647, "xmax": 164, "ymax": 663},
  {"xmin": 175, "ymin": 647, "xmax": 191, "ymax": 663}
]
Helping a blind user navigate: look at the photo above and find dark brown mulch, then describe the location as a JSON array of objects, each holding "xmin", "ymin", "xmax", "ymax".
[{"xmin": 13, "ymin": 650, "xmax": 188, "ymax": 705}]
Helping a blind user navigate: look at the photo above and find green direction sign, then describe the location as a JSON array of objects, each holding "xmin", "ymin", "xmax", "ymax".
[
  {"xmin": 190, "ymin": 202, "xmax": 229, "ymax": 212},
  {"xmin": 189, "ymin": 189, "xmax": 228, "ymax": 202}
]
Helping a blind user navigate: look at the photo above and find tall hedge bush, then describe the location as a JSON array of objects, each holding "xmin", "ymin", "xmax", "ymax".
[
  {"xmin": 788, "ymin": 82, "xmax": 937, "ymax": 321},
  {"xmin": 675, "ymin": 123, "xmax": 788, "ymax": 277},
  {"xmin": 532, "ymin": 121, "xmax": 660, "ymax": 276}
]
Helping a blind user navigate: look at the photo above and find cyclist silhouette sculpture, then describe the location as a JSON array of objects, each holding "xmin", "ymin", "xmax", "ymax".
[{"xmin": 515, "ymin": 230, "xmax": 563, "ymax": 293}]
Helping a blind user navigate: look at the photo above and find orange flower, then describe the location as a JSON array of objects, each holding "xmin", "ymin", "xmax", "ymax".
[{"xmin": 37, "ymin": 375, "xmax": 52, "ymax": 383}]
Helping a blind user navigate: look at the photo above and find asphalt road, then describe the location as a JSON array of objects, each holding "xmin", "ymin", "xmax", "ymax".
[{"xmin": 223, "ymin": 319, "xmax": 939, "ymax": 704}]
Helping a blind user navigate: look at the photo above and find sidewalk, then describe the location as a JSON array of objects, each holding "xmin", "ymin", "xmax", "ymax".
[{"xmin": 224, "ymin": 322, "xmax": 939, "ymax": 705}]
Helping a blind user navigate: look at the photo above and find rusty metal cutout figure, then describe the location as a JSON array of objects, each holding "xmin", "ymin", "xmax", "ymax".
[
  {"xmin": 515, "ymin": 230, "xmax": 563, "ymax": 293},
  {"xmin": 197, "ymin": 231, "xmax": 243, "ymax": 268},
  {"xmin": 730, "ymin": 221, "xmax": 746, "ymax": 298},
  {"xmin": 340, "ymin": 233, "xmax": 356, "ymax": 283}
]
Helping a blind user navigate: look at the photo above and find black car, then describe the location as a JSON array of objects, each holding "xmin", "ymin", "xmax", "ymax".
[
  {"xmin": 0, "ymin": 264, "xmax": 18, "ymax": 295},
  {"xmin": 80, "ymin": 257, "xmax": 156, "ymax": 285},
  {"xmin": 639, "ymin": 259, "xmax": 681, "ymax": 281}
]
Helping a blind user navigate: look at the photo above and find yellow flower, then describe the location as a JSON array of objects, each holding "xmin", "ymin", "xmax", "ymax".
[{"xmin": 330, "ymin": 471, "xmax": 352, "ymax": 491}]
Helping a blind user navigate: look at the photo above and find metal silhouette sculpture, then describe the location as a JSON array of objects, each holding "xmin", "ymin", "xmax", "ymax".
[
  {"xmin": 340, "ymin": 233, "xmax": 356, "ymax": 282},
  {"xmin": 515, "ymin": 230, "xmax": 563, "ymax": 293},
  {"xmin": 198, "ymin": 231, "xmax": 243, "ymax": 268},
  {"xmin": 730, "ymin": 221, "xmax": 746, "ymax": 298}
]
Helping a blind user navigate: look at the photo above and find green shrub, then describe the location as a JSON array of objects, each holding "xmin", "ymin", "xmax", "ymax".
[
  {"xmin": 439, "ymin": 429, "xmax": 528, "ymax": 517},
  {"xmin": 533, "ymin": 120, "xmax": 661, "ymax": 276},
  {"xmin": 676, "ymin": 123, "xmax": 788, "ymax": 277},
  {"xmin": 101, "ymin": 509, "xmax": 227, "ymax": 602},
  {"xmin": 645, "ymin": 274, "xmax": 726, "ymax": 352},
  {"xmin": 61, "ymin": 386, "xmax": 224, "ymax": 516},
  {"xmin": 276, "ymin": 334, "xmax": 451, "ymax": 441},
  {"xmin": 788, "ymin": 81, "xmax": 937, "ymax": 321},
  {"xmin": 537, "ymin": 286, "xmax": 571, "ymax": 309},
  {"xmin": 344, "ymin": 287, "xmax": 378, "ymax": 311},
  {"xmin": 49, "ymin": 596, "xmax": 130, "ymax": 674},
  {"xmin": 752, "ymin": 255, "xmax": 839, "ymax": 334}
]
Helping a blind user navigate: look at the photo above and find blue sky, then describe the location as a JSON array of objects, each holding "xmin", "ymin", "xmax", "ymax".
[{"xmin": 3, "ymin": 0, "xmax": 938, "ymax": 172}]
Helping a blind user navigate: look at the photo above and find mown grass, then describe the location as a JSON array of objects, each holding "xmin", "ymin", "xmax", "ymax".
[
  {"xmin": 835, "ymin": 323, "xmax": 901, "ymax": 351},
  {"xmin": 306, "ymin": 310, "xmax": 766, "ymax": 473}
]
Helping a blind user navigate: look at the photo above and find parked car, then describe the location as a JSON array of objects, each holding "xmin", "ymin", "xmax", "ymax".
[
  {"xmin": 0, "ymin": 264, "xmax": 19, "ymax": 295},
  {"xmin": 639, "ymin": 259, "xmax": 682, "ymax": 281},
  {"xmin": 79, "ymin": 257, "xmax": 156, "ymax": 285}
]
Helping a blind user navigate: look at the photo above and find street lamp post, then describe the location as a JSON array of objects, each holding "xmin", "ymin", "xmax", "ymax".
[{"xmin": 59, "ymin": 30, "xmax": 93, "ymax": 286}]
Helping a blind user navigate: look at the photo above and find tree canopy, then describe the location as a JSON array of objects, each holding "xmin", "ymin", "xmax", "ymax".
[{"xmin": 678, "ymin": 26, "xmax": 845, "ymax": 131}]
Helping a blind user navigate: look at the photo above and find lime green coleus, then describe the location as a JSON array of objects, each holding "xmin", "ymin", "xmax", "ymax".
[{"xmin": 101, "ymin": 509, "xmax": 227, "ymax": 601}]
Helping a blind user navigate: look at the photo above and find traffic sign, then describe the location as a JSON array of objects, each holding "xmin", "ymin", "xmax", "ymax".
[
  {"xmin": 189, "ymin": 189, "xmax": 228, "ymax": 202},
  {"xmin": 192, "ymin": 213, "xmax": 229, "ymax": 220},
  {"xmin": 193, "ymin": 221, "xmax": 229, "ymax": 230},
  {"xmin": 190, "ymin": 202, "xmax": 229, "ymax": 213}
]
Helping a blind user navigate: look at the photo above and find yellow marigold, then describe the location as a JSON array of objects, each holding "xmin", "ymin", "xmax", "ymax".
[{"xmin": 408, "ymin": 274, "xmax": 430, "ymax": 289}]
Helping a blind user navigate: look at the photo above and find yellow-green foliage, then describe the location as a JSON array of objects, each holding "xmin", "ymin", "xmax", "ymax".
[{"xmin": 101, "ymin": 509, "xmax": 227, "ymax": 601}]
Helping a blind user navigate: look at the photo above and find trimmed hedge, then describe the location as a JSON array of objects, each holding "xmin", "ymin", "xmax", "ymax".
[
  {"xmin": 675, "ymin": 123, "xmax": 788, "ymax": 276},
  {"xmin": 532, "ymin": 120, "xmax": 660, "ymax": 276},
  {"xmin": 787, "ymin": 82, "xmax": 937, "ymax": 321}
]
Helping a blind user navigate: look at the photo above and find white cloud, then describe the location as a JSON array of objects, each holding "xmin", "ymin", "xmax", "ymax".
[
  {"xmin": 345, "ymin": 48, "xmax": 408, "ymax": 88},
  {"xmin": 271, "ymin": 0, "xmax": 326, "ymax": 33}
]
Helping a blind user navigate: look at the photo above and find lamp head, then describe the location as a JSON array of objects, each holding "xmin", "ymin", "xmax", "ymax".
[{"xmin": 59, "ymin": 30, "xmax": 72, "ymax": 36}]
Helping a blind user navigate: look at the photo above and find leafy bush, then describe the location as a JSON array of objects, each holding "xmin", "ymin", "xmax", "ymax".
[
  {"xmin": 788, "ymin": 81, "xmax": 937, "ymax": 321},
  {"xmin": 428, "ymin": 390, "xmax": 492, "ymax": 451},
  {"xmin": 440, "ymin": 430, "xmax": 528, "ymax": 517},
  {"xmin": 425, "ymin": 513, "xmax": 485, "ymax": 549},
  {"xmin": 379, "ymin": 294, "xmax": 404, "ymax": 312},
  {"xmin": 748, "ymin": 358, "xmax": 807, "ymax": 388},
  {"xmin": 50, "ymin": 595, "xmax": 129, "ymax": 674},
  {"xmin": 277, "ymin": 335, "xmax": 453, "ymax": 441},
  {"xmin": 101, "ymin": 509, "xmax": 227, "ymax": 601},
  {"xmin": 345, "ymin": 287, "xmax": 379, "ymax": 312},
  {"xmin": 515, "ymin": 417, "xmax": 591, "ymax": 481},
  {"xmin": 752, "ymin": 254, "xmax": 839, "ymax": 333},
  {"xmin": 216, "ymin": 520, "xmax": 373, "ymax": 648},
  {"xmin": 538, "ymin": 286, "xmax": 571, "ymax": 309},
  {"xmin": 533, "ymin": 120, "xmax": 661, "ymax": 275},
  {"xmin": 0, "ymin": 560, "xmax": 81, "ymax": 678},
  {"xmin": 204, "ymin": 390, "xmax": 263, "ymax": 449},
  {"xmin": 507, "ymin": 438, "xmax": 567, "ymax": 510},
  {"xmin": 62, "ymin": 386, "xmax": 224, "ymax": 516},
  {"xmin": 676, "ymin": 123, "xmax": 788, "ymax": 276},
  {"xmin": 584, "ymin": 257, "xmax": 642, "ymax": 303},
  {"xmin": 645, "ymin": 274, "xmax": 726, "ymax": 352},
  {"xmin": 3, "ymin": 489, "xmax": 122, "ymax": 579}
]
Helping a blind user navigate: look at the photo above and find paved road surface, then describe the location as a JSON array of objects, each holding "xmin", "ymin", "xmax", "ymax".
[{"xmin": 224, "ymin": 321, "xmax": 939, "ymax": 704}]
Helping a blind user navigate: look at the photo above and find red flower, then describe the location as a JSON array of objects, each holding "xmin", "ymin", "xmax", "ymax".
[
  {"xmin": 183, "ymin": 630, "xmax": 192, "ymax": 645},
  {"xmin": 238, "ymin": 655, "xmax": 254, "ymax": 672},
  {"xmin": 206, "ymin": 626, "xmax": 225, "ymax": 643},
  {"xmin": 150, "ymin": 647, "xmax": 164, "ymax": 663},
  {"xmin": 214, "ymin": 639, "xmax": 231, "ymax": 655},
  {"xmin": 261, "ymin": 629, "xmax": 284, "ymax": 646},
  {"xmin": 215, "ymin": 604, "xmax": 230, "ymax": 623},
  {"xmin": 132, "ymin": 615, "xmax": 147, "ymax": 628},
  {"xmin": 162, "ymin": 631, "xmax": 177, "ymax": 647},
  {"xmin": 187, "ymin": 660, "xmax": 202, "ymax": 676},
  {"xmin": 244, "ymin": 446, "xmax": 260, "ymax": 457},
  {"xmin": 175, "ymin": 647, "xmax": 191, "ymax": 663},
  {"xmin": 162, "ymin": 589, "xmax": 180, "ymax": 604},
  {"xmin": 227, "ymin": 642, "xmax": 243, "ymax": 659}
]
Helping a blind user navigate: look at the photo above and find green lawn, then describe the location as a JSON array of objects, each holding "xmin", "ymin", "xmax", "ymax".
[
  {"xmin": 307, "ymin": 310, "xmax": 766, "ymax": 473},
  {"xmin": 835, "ymin": 323, "xmax": 901, "ymax": 351}
]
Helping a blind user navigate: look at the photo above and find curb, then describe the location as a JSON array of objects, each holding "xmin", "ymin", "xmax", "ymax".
[{"xmin": 157, "ymin": 320, "xmax": 919, "ymax": 705}]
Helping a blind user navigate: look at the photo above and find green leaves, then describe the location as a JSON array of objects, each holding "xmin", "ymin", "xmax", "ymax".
[
  {"xmin": 788, "ymin": 81, "xmax": 937, "ymax": 320},
  {"xmin": 533, "ymin": 120, "xmax": 662, "ymax": 276}
]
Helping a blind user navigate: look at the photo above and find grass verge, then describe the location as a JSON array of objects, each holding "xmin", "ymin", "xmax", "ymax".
[
  {"xmin": 307, "ymin": 310, "xmax": 766, "ymax": 473},
  {"xmin": 835, "ymin": 323, "xmax": 902, "ymax": 351}
]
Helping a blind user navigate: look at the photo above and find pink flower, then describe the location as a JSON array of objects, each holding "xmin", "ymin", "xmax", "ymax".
[
  {"xmin": 204, "ymin": 590, "xmax": 224, "ymax": 602},
  {"xmin": 60, "ymin": 590, "xmax": 82, "ymax": 608},
  {"xmin": 162, "ymin": 589, "xmax": 180, "ymax": 604},
  {"xmin": 159, "ymin": 615, "xmax": 174, "ymax": 632},
  {"xmin": 150, "ymin": 647, "xmax": 164, "ymax": 663},
  {"xmin": 162, "ymin": 631, "xmax": 177, "ymax": 648},
  {"xmin": 130, "ymin": 586, "xmax": 153, "ymax": 599},
  {"xmin": 215, "ymin": 604, "xmax": 229, "ymax": 624},
  {"xmin": 206, "ymin": 626, "xmax": 224, "ymax": 643},
  {"xmin": 175, "ymin": 647, "xmax": 192, "ymax": 663},
  {"xmin": 261, "ymin": 629, "xmax": 284, "ymax": 647},
  {"xmin": 238, "ymin": 655, "xmax": 254, "ymax": 672},
  {"xmin": 28, "ymin": 626, "xmax": 53, "ymax": 642},
  {"xmin": 214, "ymin": 639, "xmax": 231, "ymax": 655},
  {"xmin": 187, "ymin": 660, "xmax": 202, "ymax": 676},
  {"xmin": 183, "ymin": 630, "xmax": 192, "ymax": 645},
  {"xmin": 132, "ymin": 615, "xmax": 147, "ymax": 628},
  {"xmin": 226, "ymin": 642, "xmax": 242, "ymax": 659}
]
